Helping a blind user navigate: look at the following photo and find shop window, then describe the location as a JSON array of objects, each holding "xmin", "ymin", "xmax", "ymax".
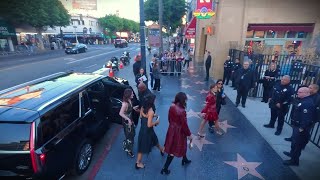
[
  {"xmin": 266, "ymin": 30, "xmax": 275, "ymax": 38},
  {"xmin": 254, "ymin": 31, "xmax": 265, "ymax": 38},
  {"xmin": 246, "ymin": 30, "xmax": 254, "ymax": 38},
  {"xmin": 297, "ymin": 32, "xmax": 307, "ymax": 38},
  {"xmin": 276, "ymin": 31, "xmax": 285, "ymax": 38},
  {"xmin": 287, "ymin": 31, "xmax": 297, "ymax": 38}
]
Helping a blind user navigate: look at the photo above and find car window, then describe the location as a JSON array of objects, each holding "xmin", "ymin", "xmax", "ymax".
[
  {"xmin": 81, "ymin": 91, "xmax": 91, "ymax": 116},
  {"xmin": 0, "ymin": 123, "xmax": 31, "ymax": 151},
  {"xmin": 38, "ymin": 96, "xmax": 80, "ymax": 147}
]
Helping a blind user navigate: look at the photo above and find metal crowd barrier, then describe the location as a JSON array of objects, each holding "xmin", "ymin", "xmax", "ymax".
[{"xmin": 158, "ymin": 59, "xmax": 184, "ymax": 75}]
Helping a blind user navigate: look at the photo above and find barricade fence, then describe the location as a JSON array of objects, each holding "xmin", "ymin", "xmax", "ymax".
[
  {"xmin": 229, "ymin": 48, "xmax": 320, "ymax": 148},
  {"xmin": 158, "ymin": 59, "xmax": 187, "ymax": 75}
]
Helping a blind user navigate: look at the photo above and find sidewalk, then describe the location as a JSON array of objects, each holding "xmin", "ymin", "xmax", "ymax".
[
  {"xmin": 222, "ymin": 84, "xmax": 320, "ymax": 180},
  {"xmin": 93, "ymin": 64, "xmax": 300, "ymax": 180}
]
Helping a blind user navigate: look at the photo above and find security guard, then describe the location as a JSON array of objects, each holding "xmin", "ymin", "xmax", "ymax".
[
  {"xmin": 261, "ymin": 63, "xmax": 279, "ymax": 103},
  {"xmin": 223, "ymin": 56, "xmax": 234, "ymax": 85},
  {"xmin": 231, "ymin": 58, "xmax": 241, "ymax": 89},
  {"xmin": 283, "ymin": 87, "xmax": 315, "ymax": 166},
  {"xmin": 234, "ymin": 61, "xmax": 256, "ymax": 108},
  {"xmin": 264, "ymin": 75, "xmax": 294, "ymax": 135}
]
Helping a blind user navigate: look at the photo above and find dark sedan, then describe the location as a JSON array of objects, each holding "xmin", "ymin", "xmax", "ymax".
[{"xmin": 65, "ymin": 43, "xmax": 87, "ymax": 54}]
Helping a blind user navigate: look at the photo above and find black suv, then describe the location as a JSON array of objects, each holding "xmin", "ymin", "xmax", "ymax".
[{"xmin": 0, "ymin": 72, "xmax": 138, "ymax": 179}]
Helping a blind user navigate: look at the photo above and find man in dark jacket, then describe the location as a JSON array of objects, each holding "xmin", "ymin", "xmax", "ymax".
[
  {"xmin": 234, "ymin": 61, "xmax": 256, "ymax": 108},
  {"xmin": 264, "ymin": 75, "xmax": 294, "ymax": 135},
  {"xmin": 231, "ymin": 58, "xmax": 241, "ymax": 88},
  {"xmin": 283, "ymin": 87, "xmax": 315, "ymax": 166},
  {"xmin": 133, "ymin": 55, "xmax": 142, "ymax": 76},
  {"xmin": 205, "ymin": 51, "xmax": 212, "ymax": 81},
  {"xmin": 223, "ymin": 56, "xmax": 233, "ymax": 85}
]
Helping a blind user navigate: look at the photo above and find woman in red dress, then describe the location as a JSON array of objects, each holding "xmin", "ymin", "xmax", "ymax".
[
  {"xmin": 198, "ymin": 84, "xmax": 223, "ymax": 137},
  {"xmin": 161, "ymin": 92, "xmax": 193, "ymax": 175}
]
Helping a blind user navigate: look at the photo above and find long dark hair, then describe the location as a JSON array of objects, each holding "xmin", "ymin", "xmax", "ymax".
[
  {"xmin": 142, "ymin": 94, "xmax": 156, "ymax": 114},
  {"xmin": 123, "ymin": 88, "xmax": 132, "ymax": 103},
  {"xmin": 173, "ymin": 92, "xmax": 187, "ymax": 108}
]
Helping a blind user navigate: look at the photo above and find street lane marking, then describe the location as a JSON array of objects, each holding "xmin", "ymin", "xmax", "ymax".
[
  {"xmin": 85, "ymin": 64, "xmax": 97, "ymax": 68},
  {"xmin": 66, "ymin": 49, "xmax": 121, "ymax": 64},
  {"xmin": 63, "ymin": 57, "xmax": 76, "ymax": 61}
]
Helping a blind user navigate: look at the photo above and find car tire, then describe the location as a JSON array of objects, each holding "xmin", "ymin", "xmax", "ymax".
[{"xmin": 71, "ymin": 139, "xmax": 93, "ymax": 176}]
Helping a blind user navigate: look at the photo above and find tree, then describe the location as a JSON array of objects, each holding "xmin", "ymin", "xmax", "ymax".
[
  {"xmin": 144, "ymin": 0, "xmax": 186, "ymax": 33},
  {"xmin": 0, "ymin": 0, "xmax": 70, "ymax": 50},
  {"xmin": 99, "ymin": 15, "xmax": 139, "ymax": 38}
]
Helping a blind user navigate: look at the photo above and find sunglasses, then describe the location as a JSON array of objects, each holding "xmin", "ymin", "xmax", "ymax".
[{"xmin": 217, "ymin": 82, "xmax": 223, "ymax": 85}]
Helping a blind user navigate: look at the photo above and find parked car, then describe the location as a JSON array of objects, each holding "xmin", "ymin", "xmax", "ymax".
[
  {"xmin": 114, "ymin": 39, "xmax": 128, "ymax": 48},
  {"xmin": 0, "ymin": 72, "xmax": 138, "ymax": 179},
  {"xmin": 65, "ymin": 43, "xmax": 87, "ymax": 54}
]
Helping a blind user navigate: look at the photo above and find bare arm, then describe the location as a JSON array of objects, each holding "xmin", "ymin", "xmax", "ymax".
[
  {"xmin": 119, "ymin": 102, "xmax": 131, "ymax": 122},
  {"xmin": 147, "ymin": 109, "xmax": 158, "ymax": 127}
]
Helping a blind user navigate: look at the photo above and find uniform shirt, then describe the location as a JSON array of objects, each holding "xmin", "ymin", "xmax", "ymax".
[
  {"xmin": 235, "ymin": 68, "xmax": 256, "ymax": 90},
  {"xmin": 291, "ymin": 96, "xmax": 316, "ymax": 132},
  {"xmin": 232, "ymin": 63, "xmax": 241, "ymax": 72},
  {"xmin": 224, "ymin": 60, "xmax": 233, "ymax": 71},
  {"xmin": 270, "ymin": 82, "xmax": 294, "ymax": 106},
  {"xmin": 263, "ymin": 69, "xmax": 279, "ymax": 87}
]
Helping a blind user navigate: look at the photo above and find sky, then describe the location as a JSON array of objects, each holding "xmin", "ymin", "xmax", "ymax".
[{"xmin": 60, "ymin": 0, "xmax": 140, "ymax": 22}]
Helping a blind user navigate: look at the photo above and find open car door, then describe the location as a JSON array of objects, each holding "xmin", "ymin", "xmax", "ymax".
[{"xmin": 101, "ymin": 77, "xmax": 139, "ymax": 125}]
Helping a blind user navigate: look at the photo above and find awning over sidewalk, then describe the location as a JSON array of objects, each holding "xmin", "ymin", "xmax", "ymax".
[
  {"xmin": 247, "ymin": 23, "xmax": 315, "ymax": 32},
  {"xmin": 185, "ymin": 17, "xmax": 196, "ymax": 39}
]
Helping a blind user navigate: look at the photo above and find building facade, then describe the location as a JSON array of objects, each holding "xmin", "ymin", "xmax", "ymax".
[{"xmin": 194, "ymin": 0, "xmax": 320, "ymax": 78}]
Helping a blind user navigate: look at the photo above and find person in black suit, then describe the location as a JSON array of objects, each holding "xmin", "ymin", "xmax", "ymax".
[
  {"xmin": 205, "ymin": 51, "xmax": 212, "ymax": 81},
  {"xmin": 262, "ymin": 63, "xmax": 279, "ymax": 103},
  {"xmin": 234, "ymin": 61, "xmax": 256, "ymax": 108},
  {"xmin": 231, "ymin": 58, "xmax": 241, "ymax": 88}
]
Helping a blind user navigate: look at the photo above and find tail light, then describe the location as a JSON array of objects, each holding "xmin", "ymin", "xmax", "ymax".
[{"xmin": 30, "ymin": 122, "xmax": 46, "ymax": 173}]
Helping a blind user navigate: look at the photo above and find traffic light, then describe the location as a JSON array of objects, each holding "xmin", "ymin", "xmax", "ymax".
[{"xmin": 205, "ymin": 25, "xmax": 214, "ymax": 35}]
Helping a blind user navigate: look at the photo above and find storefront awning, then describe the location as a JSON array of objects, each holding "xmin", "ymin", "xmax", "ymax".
[
  {"xmin": 247, "ymin": 23, "xmax": 315, "ymax": 32},
  {"xmin": 185, "ymin": 17, "xmax": 196, "ymax": 39}
]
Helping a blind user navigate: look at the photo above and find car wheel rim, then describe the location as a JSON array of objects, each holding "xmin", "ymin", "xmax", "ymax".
[{"xmin": 78, "ymin": 143, "xmax": 92, "ymax": 171}]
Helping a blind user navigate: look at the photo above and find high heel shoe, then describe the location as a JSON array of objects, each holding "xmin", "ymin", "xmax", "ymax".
[
  {"xmin": 160, "ymin": 168, "xmax": 171, "ymax": 175},
  {"xmin": 160, "ymin": 149, "xmax": 165, "ymax": 156},
  {"xmin": 135, "ymin": 163, "xmax": 145, "ymax": 169},
  {"xmin": 182, "ymin": 159, "xmax": 191, "ymax": 166},
  {"xmin": 197, "ymin": 132, "xmax": 205, "ymax": 138},
  {"xmin": 127, "ymin": 151, "xmax": 135, "ymax": 158}
]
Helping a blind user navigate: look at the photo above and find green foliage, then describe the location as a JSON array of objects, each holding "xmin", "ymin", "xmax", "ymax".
[
  {"xmin": 0, "ymin": 0, "xmax": 70, "ymax": 29},
  {"xmin": 99, "ymin": 15, "xmax": 139, "ymax": 33},
  {"xmin": 144, "ymin": 0, "xmax": 186, "ymax": 32}
]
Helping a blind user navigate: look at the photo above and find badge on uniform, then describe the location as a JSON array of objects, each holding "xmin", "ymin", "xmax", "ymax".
[
  {"xmin": 303, "ymin": 109, "xmax": 308, "ymax": 113},
  {"xmin": 241, "ymin": 75, "xmax": 244, "ymax": 79},
  {"xmin": 298, "ymin": 103, "xmax": 302, "ymax": 106},
  {"xmin": 283, "ymin": 88, "xmax": 287, "ymax": 92}
]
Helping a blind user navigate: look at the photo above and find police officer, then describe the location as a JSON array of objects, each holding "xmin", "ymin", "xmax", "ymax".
[
  {"xmin": 234, "ymin": 61, "xmax": 256, "ymax": 108},
  {"xmin": 261, "ymin": 63, "xmax": 279, "ymax": 103},
  {"xmin": 284, "ymin": 84, "xmax": 320, "ymax": 142},
  {"xmin": 205, "ymin": 51, "xmax": 212, "ymax": 81},
  {"xmin": 264, "ymin": 75, "xmax": 294, "ymax": 135},
  {"xmin": 283, "ymin": 87, "xmax": 315, "ymax": 166},
  {"xmin": 223, "ymin": 56, "xmax": 233, "ymax": 85},
  {"xmin": 231, "ymin": 58, "xmax": 241, "ymax": 89}
]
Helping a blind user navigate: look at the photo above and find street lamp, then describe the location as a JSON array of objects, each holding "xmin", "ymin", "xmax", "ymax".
[{"xmin": 73, "ymin": 26, "xmax": 78, "ymax": 44}]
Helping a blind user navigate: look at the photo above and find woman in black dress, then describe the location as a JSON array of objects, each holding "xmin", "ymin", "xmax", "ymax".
[{"xmin": 135, "ymin": 94, "xmax": 165, "ymax": 169}]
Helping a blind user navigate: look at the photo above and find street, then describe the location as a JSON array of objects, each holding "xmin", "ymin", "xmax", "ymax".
[{"xmin": 0, "ymin": 43, "xmax": 143, "ymax": 91}]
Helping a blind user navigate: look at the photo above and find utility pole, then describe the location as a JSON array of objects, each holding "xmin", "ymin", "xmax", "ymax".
[
  {"xmin": 158, "ymin": 0, "xmax": 163, "ymax": 54},
  {"xmin": 139, "ymin": 0, "xmax": 147, "ymax": 72}
]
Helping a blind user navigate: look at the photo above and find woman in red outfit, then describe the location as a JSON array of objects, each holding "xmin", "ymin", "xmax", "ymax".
[
  {"xmin": 198, "ymin": 84, "xmax": 223, "ymax": 136},
  {"xmin": 161, "ymin": 92, "xmax": 193, "ymax": 175}
]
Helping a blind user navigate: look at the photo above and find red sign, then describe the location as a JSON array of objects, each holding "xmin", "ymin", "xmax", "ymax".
[
  {"xmin": 185, "ymin": 17, "xmax": 196, "ymax": 39},
  {"xmin": 193, "ymin": 0, "xmax": 215, "ymax": 19}
]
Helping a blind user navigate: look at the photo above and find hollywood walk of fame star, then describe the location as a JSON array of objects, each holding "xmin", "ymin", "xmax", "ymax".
[
  {"xmin": 224, "ymin": 154, "xmax": 265, "ymax": 180},
  {"xmin": 180, "ymin": 77, "xmax": 188, "ymax": 81},
  {"xmin": 191, "ymin": 134, "xmax": 214, "ymax": 151},
  {"xmin": 187, "ymin": 109, "xmax": 201, "ymax": 118},
  {"xmin": 218, "ymin": 120, "xmax": 236, "ymax": 133},
  {"xmin": 186, "ymin": 94, "xmax": 196, "ymax": 101},
  {"xmin": 194, "ymin": 81, "xmax": 205, "ymax": 85},
  {"xmin": 199, "ymin": 89, "xmax": 209, "ymax": 94},
  {"xmin": 191, "ymin": 74, "xmax": 199, "ymax": 77},
  {"xmin": 182, "ymin": 84, "xmax": 192, "ymax": 89}
]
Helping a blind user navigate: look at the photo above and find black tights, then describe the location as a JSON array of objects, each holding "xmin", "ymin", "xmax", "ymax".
[{"xmin": 163, "ymin": 155, "xmax": 188, "ymax": 170}]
